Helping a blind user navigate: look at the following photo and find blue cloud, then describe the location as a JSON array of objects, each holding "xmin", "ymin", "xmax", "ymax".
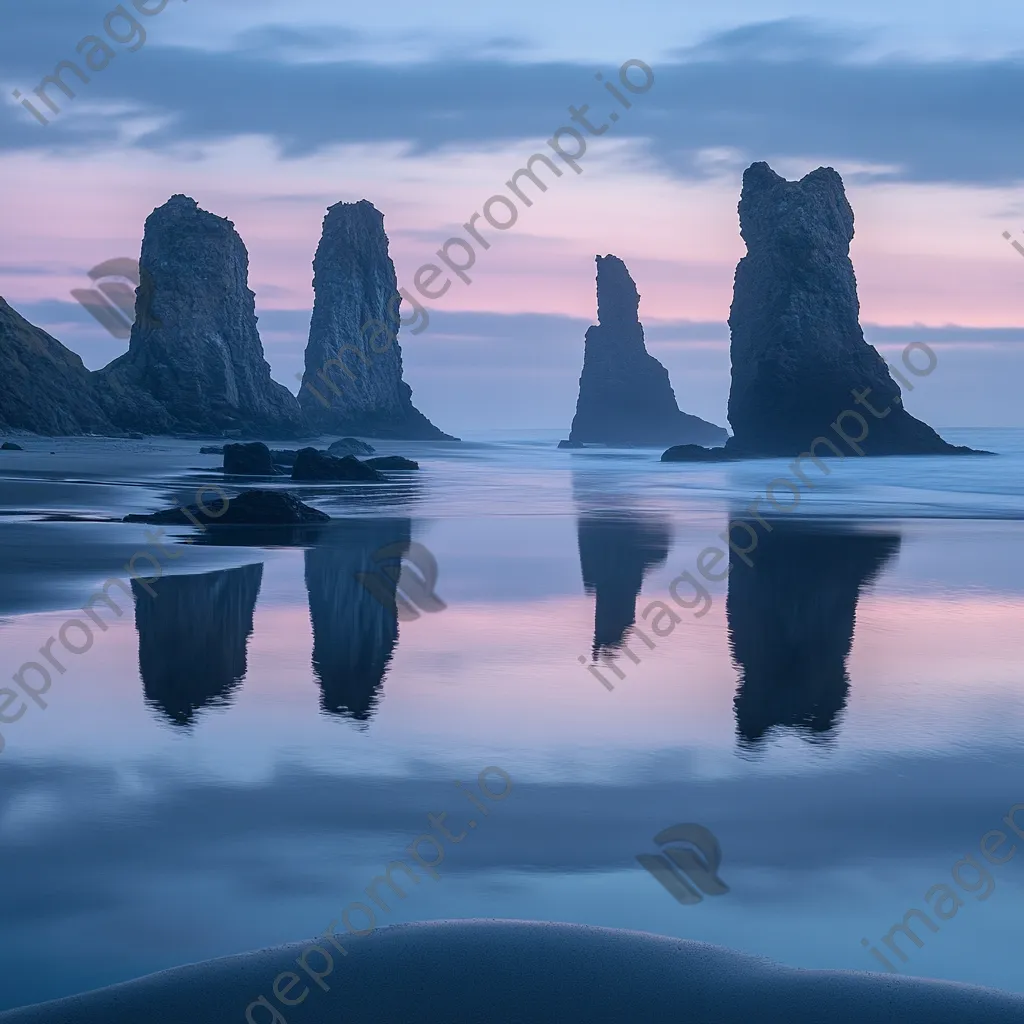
[{"xmin": 2, "ymin": 17, "xmax": 1024, "ymax": 184}]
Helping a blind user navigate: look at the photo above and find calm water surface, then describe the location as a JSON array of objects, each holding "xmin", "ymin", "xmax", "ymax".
[{"xmin": 0, "ymin": 429, "xmax": 1022, "ymax": 1010}]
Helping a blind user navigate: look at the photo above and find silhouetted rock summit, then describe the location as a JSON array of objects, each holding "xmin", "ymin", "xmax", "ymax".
[
  {"xmin": 726, "ymin": 163, "xmax": 976, "ymax": 456},
  {"xmin": 568, "ymin": 256, "xmax": 726, "ymax": 447},
  {"xmin": 96, "ymin": 194, "xmax": 304, "ymax": 438},
  {"xmin": 299, "ymin": 200, "xmax": 456, "ymax": 440}
]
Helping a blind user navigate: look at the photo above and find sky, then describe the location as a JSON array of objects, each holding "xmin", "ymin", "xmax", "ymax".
[{"xmin": 2, "ymin": 0, "xmax": 1024, "ymax": 432}]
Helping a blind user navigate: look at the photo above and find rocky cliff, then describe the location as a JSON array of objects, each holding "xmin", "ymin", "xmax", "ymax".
[
  {"xmin": 568, "ymin": 256, "xmax": 726, "ymax": 447},
  {"xmin": 97, "ymin": 195, "xmax": 304, "ymax": 438},
  {"xmin": 0, "ymin": 297, "xmax": 115, "ymax": 435},
  {"xmin": 727, "ymin": 163, "xmax": 970, "ymax": 456},
  {"xmin": 299, "ymin": 200, "xmax": 454, "ymax": 440}
]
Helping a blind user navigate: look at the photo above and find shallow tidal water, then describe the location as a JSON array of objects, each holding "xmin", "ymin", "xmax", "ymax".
[{"xmin": 0, "ymin": 429, "xmax": 1023, "ymax": 1011}]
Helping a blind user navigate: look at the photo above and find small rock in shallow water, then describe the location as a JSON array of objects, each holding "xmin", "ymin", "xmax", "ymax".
[
  {"xmin": 199, "ymin": 445, "xmax": 224, "ymax": 455},
  {"xmin": 661, "ymin": 444, "xmax": 734, "ymax": 463},
  {"xmin": 292, "ymin": 447, "xmax": 382, "ymax": 481},
  {"xmin": 364, "ymin": 455, "xmax": 419, "ymax": 470},
  {"xmin": 124, "ymin": 489, "xmax": 330, "ymax": 525},
  {"xmin": 1, "ymin": 441, "xmax": 24, "ymax": 450},
  {"xmin": 223, "ymin": 442, "xmax": 279, "ymax": 476},
  {"xmin": 327, "ymin": 437, "xmax": 376, "ymax": 456}
]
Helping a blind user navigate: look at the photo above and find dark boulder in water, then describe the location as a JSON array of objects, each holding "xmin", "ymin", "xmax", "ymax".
[
  {"xmin": 298, "ymin": 200, "xmax": 456, "ymax": 440},
  {"xmin": 567, "ymin": 256, "xmax": 727, "ymax": 447},
  {"xmin": 661, "ymin": 444, "xmax": 733, "ymax": 463},
  {"xmin": 124, "ymin": 489, "xmax": 330, "ymax": 525},
  {"xmin": 95, "ymin": 195, "xmax": 304, "ymax": 438},
  {"xmin": 328, "ymin": 437, "xmax": 376, "ymax": 456},
  {"xmin": 223, "ymin": 442, "xmax": 279, "ymax": 476},
  {"xmin": 726, "ymin": 162, "xmax": 980, "ymax": 457},
  {"xmin": 558, "ymin": 439, "xmax": 584, "ymax": 449},
  {"xmin": 1, "ymin": 441, "xmax": 24, "ymax": 451},
  {"xmin": 291, "ymin": 447, "xmax": 383, "ymax": 482},
  {"xmin": 364, "ymin": 456, "xmax": 419, "ymax": 471}
]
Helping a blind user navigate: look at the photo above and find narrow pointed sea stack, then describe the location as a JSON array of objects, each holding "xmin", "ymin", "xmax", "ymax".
[
  {"xmin": 0, "ymin": 297, "xmax": 114, "ymax": 434},
  {"xmin": 299, "ymin": 201, "xmax": 454, "ymax": 440},
  {"xmin": 727, "ymin": 162, "xmax": 974, "ymax": 456},
  {"xmin": 97, "ymin": 195, "xmax": 303, "ymax": 438},
  {"xmin": 568, "ymin": 256, "xmax": 726, "ymax": 447}
]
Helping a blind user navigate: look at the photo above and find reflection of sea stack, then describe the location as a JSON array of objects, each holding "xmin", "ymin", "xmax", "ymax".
[
  {"xmin": 304, "ymin": 519, "xmax": 412, "ymax": 720},
  {"xmin": 568, "ymin": 256, "xmax": 726, "ymax": 447},
  {"xmin": 577, "ymin": 514, "xmax": 672, "ymax": 657},
  {"xmin": 726, "ymin": 521, "xmax": 900, "ymax": 748},
  {"xmin": 727, "ymin": 163, "xmax": 974, "ymax": 456},
  {"xmin": 299, "ymin": 201, "xmax": 455, "ymax": 440},
  {"xmin": 97, "ymin": 195, "xmax": 304, "ymax": 437},
  {"xmin": 132, "ymin": 563, "xmax": 264, "ymax": 726}
]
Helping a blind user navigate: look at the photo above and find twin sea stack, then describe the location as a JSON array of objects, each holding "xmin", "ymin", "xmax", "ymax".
[{"xmin": 0, "ymin": 196, "xmax": 453, "ymax": 441}]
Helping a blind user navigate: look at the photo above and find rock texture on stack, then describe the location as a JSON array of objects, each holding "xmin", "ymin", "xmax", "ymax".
[
  {"xmin": 96, "ymin": 195, "xmax": 304, "ymax": 438},
  {"xmin": 567, "ymin": 256, "xmax": 726, "ymax": 447},
  {"xmin": 299, "ymin": 201, "xmax": 454, "ymax": 440},
  {"xmin": 726, "ymin": 162, "xmax": 974, "ymax": 456},
  {"xmin": 0, "ymin": 297, "xmax": 115, "ymax": 435}
]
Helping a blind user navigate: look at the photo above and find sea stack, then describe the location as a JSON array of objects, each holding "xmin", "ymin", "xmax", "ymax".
[
  {"xmin": 568, "ymin": 256, "xmax": 726, "ymax": 447},
  {"xmin": 96, "ymin": 195, "xmax": 304, "ymax": 438},
  {"xmin": 0, "ymin": 297, "xmax": 115, "ymax": 434},
  {"xmin": 726, "ymin": 162, "xmax": 973, "ymax": 456},
  {"xmin": 299, "ymin": 201, "xmax": 455, "ymax": 440}
]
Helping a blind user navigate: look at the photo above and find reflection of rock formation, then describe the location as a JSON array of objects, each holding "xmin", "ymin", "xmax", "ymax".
[
  {"xmin": 304, "ymin": 519, "xmax": 412, "ymax": 720},
  {"xmin": 577, "ymin": 514, "xmax": 672, "ymax": 657},
  {"xmin": 132, "ymin": 563, "xmax": 264, "ymax": 726},
  {"xmin": 726, "ymin": 521, "xmax": 900, "ymax": 747}
]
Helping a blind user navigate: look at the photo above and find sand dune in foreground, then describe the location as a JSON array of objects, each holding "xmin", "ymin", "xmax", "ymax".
[{"xmin": 2, "ymin": 919, "xmax": 1022, "ymax": 1024}]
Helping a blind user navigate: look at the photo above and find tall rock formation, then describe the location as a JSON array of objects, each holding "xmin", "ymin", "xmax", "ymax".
[
  {"xmin": 0, "ymin": 297, "xmax": 115, "ymax": 435},
  {"xmin": 97, "ymin": 195, "xmax": 304, "ymax": 438},
  {"xmin": 299, "ymin": 201, "xmax": 454, "ymax": 440},
  {"xmin": 568, "ymin": 256, "xmax": 726, "ymax": 447},
  {"xmin": 727, "ymin": 163, "xmax": 972, "ymax": 456}
]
